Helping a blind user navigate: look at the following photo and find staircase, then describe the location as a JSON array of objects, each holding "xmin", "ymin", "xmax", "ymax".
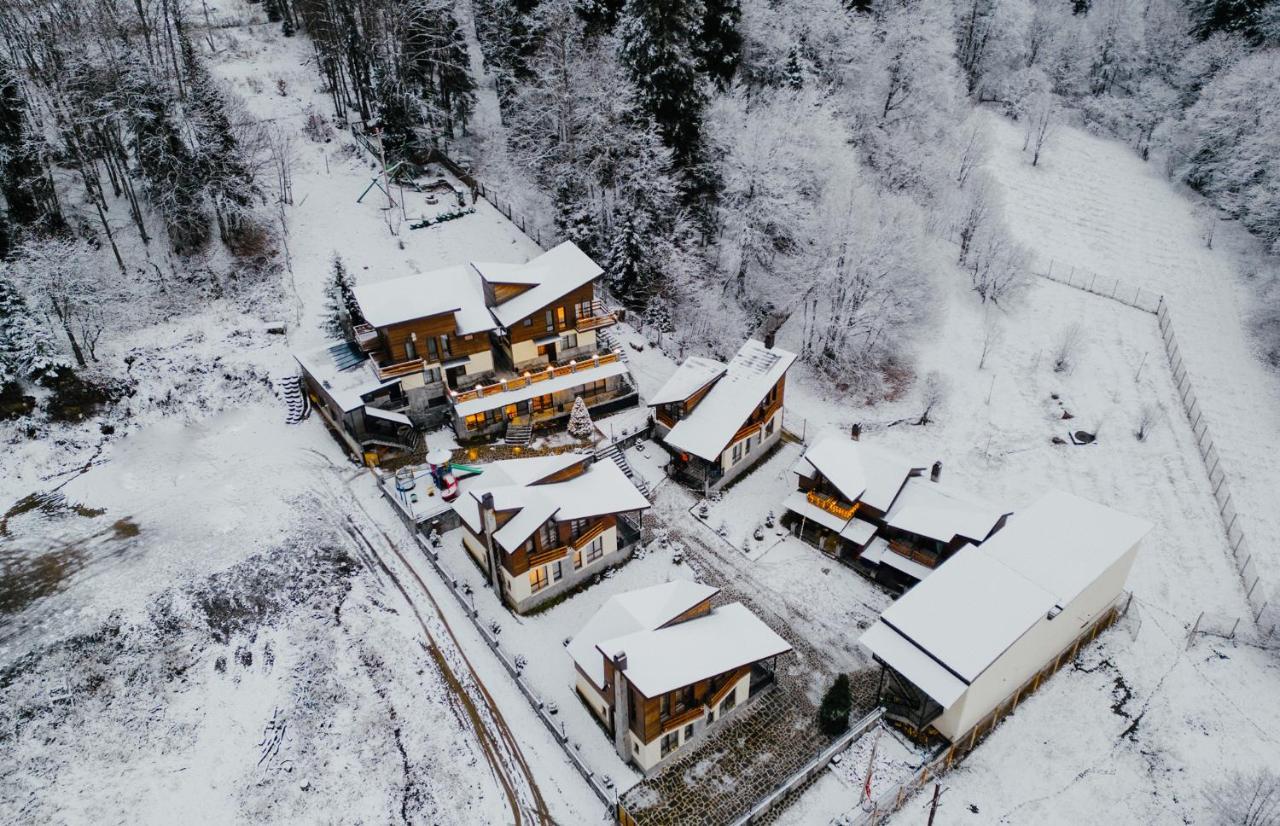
[
  {"xmin": 279, "ymin": 375, "xmax": 309, "ymax": 424},
  {"xmin": 598, "ymin": 442, "xmax": 650, "ymax": 498},
  {"xmin": 504, "ymin": 422, "xmax": 532, "ymax": 445},
  {"xmin": 597, "ymin": 329, "xmax": 629, "ymax": 363}
]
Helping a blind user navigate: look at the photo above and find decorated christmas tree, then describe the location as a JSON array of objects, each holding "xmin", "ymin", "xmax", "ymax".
[{"xmin": 567, "ymin": 396, "xmax": 594, "ymax": 440}]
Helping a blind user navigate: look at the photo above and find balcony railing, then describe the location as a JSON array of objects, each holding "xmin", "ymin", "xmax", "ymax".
[
  {"xmin": 528, "ymin": 544, "xmax": 568, "ymax": 568},
  {"xmin": 806, "ymin": 490, "xmax": 859, "ymax": 521},
  {"xmin": 373, "ymin": 356, "xmax": 426, "ymax": 381},
  {"xmin": 353, "ymin": 323, "xmax": 380, "ymax": 353},
  {"xmin": 451, "ymin": 350, "xmax": 623, "ymax": 404},
  {"xmin": 575, "ymin": 300, "xmax": 618, "ymax": 332},
  {"xmin": 887, "ymin": 540, "xmax": 940, "ymax": 569}
]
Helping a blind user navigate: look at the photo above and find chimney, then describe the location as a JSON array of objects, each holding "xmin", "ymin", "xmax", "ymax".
[
  {"xmin": 763, "ymin": 330, "xmax": 775, "ymax": 350},
  {"xmin": 850, "ymin": 423, "xmax": 861, "ymax": 442},
  {"xmin": 931, "ymin": 461, "xmax": 942, "ymax": 483},
  {"xmin": 612, "ymin": 652, "xmax": 630, "ymax": 762},
  {"xmin": 480, "ymin": 492, "xmax": 503, "ymax": 594}
]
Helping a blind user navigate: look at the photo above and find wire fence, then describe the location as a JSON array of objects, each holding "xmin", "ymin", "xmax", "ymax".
[
  {"xmin": 1037, "ymin": 259, "xmax": 1162, "ymax": 314},
  {"xmin": 473, "ymin": 179, "xmax": 555, "ymax": 249},
  {"xmin": 1157, "ymin": 300, "xmax": 1278, "ymax": 639}
]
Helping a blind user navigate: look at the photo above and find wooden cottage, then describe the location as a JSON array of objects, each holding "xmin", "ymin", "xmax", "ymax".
[
  {"xmin": 785, "ymin": 436, "xmax": 1009, "ymax": 590},
  {"xmin": 649, "ymin": 337, "xmax": 796, "ymax": 490},
  {"xmin": 568, "ymin": 581, "xmax": 792, "ymax": 772},
  {"xmin": 861, "ymin": 490, "xmax": 1150, "ymax": 742},
  {"xmin": 450, "ymin": 453, "xmax": 650, "ymax": 614}
]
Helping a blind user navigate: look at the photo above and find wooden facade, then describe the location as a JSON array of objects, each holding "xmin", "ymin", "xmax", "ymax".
[{"xmin": 506, "ymin": 283, "xmax": 596, "ymax": 344}]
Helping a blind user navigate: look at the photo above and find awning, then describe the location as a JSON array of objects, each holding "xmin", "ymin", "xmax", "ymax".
[
  {"xmin": 364, "ymin": 406, "xmax": 412, "ymax": 426},
  {"xmin": 533, "ymin": 333, "xmax": 561, "ymax": 345},
  {"xmin": 442, "ymin": 356, "xmax": 471, "ymax": 369},
  {"xmin": 782, "ymin": 490, "xmax": 850, "ymax": 534},
  {"xmin": 860, "ymin": 536, "xmax": 889, "ymax": 564},
  {"xmin": 840, "ymin": 517, "xmax": 877, "ymax": 546}
]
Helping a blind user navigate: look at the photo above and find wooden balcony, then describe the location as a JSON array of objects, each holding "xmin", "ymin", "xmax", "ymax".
[
  {"xmin": 806, "ymin": 490, "xmax": 859, "ymax": 521},
  {"xmin": 575, "ymin": 300, "xmax": 618, "ymax": 332},
  {"xmin": 451, "ymin": 350, "xmax": 624, "ymax": 404},
  {"xmin": 353, "ymin": 323, "xmax": 380, "ymax": 353},
  {"xmin": 571, "ymin": 520, "xmax": 608, "ymax": 549},
  {"xmin": 659, "ymin": 704, "xmax": 705, "ymax": 734},
  {"xmin": 728, "ymin": 396, "xmax": 783, "ymax": 445},
  {"xmin": 373, "ymin": 356, "xmax": 426, "ymax": 381},
  {"xmin": 887, "ymin": 540, "xmax": 940, "ymax": 569},
  {"xmin": 528, "ymin": 544, "xmax": 568, "ymax": 567}
]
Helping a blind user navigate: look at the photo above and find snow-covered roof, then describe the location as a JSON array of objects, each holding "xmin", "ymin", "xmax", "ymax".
[
  {"xmin": 795, "ymin": 438, "xmax": 926, "ymax": 513},
  {"xmin": 352, "ymin": 264, "xmax": 498, "ymax": 335},
  {"xmin": 451, "ymin": 455, "xmax": 649, "ymax": 553},
  {"xmin": 648, "ymin": 357, "xmax": 727, "ymax": 406},
  {"xmin": 860, "ymin": 490, "xmax": 1151, "ymax": 707},
  {"xmin": 782, "ymin": 490, "xmax": 850, "ymax": 534},
  {"xmin": 451, "ymin": 360, "xmax": 629, "ymax": 418},
  {"xmin": 568, "ymin": 580, "xmax": 719, "ymax": 690},
  {"xmin": 484, "ymin": 242, "xmax": 604, "ymax": 328},
  {"xmin": 884, "ymin": 477, "xmax": 1009, "ymax": 544},
  {"xmin": 597, "ymin": 602, "xmax": 793, "ymax": 698},
  {"xmin": 980, "ymin": 489, "xmax": 1152, "ymax": 608},
  {"xmin": 294, "ymin": 341, "xmax": 397, "ymax": 413},
  {"xmin": 840, "ymin": 517, "xmax": 878, "ymax": 546},
  {"xmin": 660, "ymin": 339, "xmax": 797, "ymax": 462},
  {"xmin": 363, "ymin": 406, "xmax": 412, "ymax": 427}
]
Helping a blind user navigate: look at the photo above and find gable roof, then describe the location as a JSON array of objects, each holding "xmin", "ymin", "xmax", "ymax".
[
  {"xmin": 660, "ymin": 339, "xmax": 797, "ymax": 462},
  {"xmin": 352, "ymin": 263, "xmax": 498, "ymax": 335},
  {"xmin": 294, "ymin": 341, "xmax": 397, "ymax": 413},
  {"xmin": 597, "ymin": 602, "xmax": 793, "ymax": 698},
  {"xmin": 484, "ymin": 242, "xmax": 604, "ymax": 327},
  {"xmin": 883, "ymin": 477, "xmax": 1009, "ymax": 545},
  {"xmin": 568, "ymin": 580, "xmax": 719, "ymax": 690},
  {"xmin": 648, "ymin": 357, "xmax": 727, "ymax": 406},
  {"xmin": 860, "ymin": 490, "xmax": 1151, "ymax": 707},
  {"xmin": 451, "ymin": 455, "xmax": 650, "ymax": 553},
  {"xmin": 795, "ymin": 438, "xmax": 926, "ymax": 513}
]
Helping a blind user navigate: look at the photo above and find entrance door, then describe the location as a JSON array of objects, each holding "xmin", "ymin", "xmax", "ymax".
[
  {"xmin": 504, "ymin": 404, "xmax": 518, "ymax": 421},
  {"xmin": 538, "ymin": 342, "xmax": 557, "ymax": 363}
]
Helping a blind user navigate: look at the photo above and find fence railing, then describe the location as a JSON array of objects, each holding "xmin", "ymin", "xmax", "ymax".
[
  {"xmin": 1037, "ymin": 259, "xmax": 1162, "ymax": 314},
  {"xmin": 1156, "ymin": 299, "xmax": 1277, "ymax": 638},
  {"xmin": 473, "ymin": 179, "xmax": 555, "ymax": 249}
]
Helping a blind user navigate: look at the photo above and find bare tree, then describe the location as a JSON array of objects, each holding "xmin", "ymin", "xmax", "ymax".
[
  {"xmin": 1196, "ymin": 203, "xmax": 1217, "ymax": 250},
  {"xmin": 1207, "ymin": 769, "xmax": 1280, "ymax": 826},
  {"xmin": 979, "ymin": 309, "xmax": 1003, "ymax": 369},
  {"xmin": 6, "ymin": 238, "xmax": 113, "ymax": 368},
  {"xmin": 1053, "ymin": 322, "xmax": 1084, "ymax": 373},
  {"xmin": 967, "ymin": 223, "xmax": 1029, "ymax": 304},
  {"xmin": 1023, "ymin": 92, "xmax": 1056, "ymax": 167},
  {"xmin": 955, "ymin": 173, "xmax": 994, "ymax": 267},
  {"xmin": 954, "ymin": 121, "xmax": 988, "ymax": 188},
  {"xmin": 916, "ymin": 370, "xmax": 950, "ymax": 425}
]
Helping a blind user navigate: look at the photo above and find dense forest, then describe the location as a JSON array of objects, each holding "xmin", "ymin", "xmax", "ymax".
[{"xmin": 1, "ymin": 0, "xmax": 1278, "ymax": 402}]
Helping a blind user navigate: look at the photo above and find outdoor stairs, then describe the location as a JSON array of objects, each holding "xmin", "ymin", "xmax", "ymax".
[
  {"xmin": 598, "ymin": 328, "xmax": 629, "ymax": 363},
  {"xmin": 598, "ymin": 443, "xmax": 650, "ymax": 499},
  {"xmin": 504, "ymin": 422, "xmax": 532, "ymax": 445},
  {"xmin": 279, "ymin": 375, "xmax": 309, "ymax": 425}
]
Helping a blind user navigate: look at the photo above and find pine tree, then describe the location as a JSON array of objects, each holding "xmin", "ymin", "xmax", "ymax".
[
  {"xmin": 567, "ymin": 396, "xmax": 595, "ymax": 439},
  {"xmin": 782, "ymin": 46, "xmax": 805, "ymax": 89},
  {"xmin": 323, "ymin": 252, "xmax": 360, "ymax": 337},
  {"xmin": 817, "ymin": 673, "xmax": 852, "ymax": 735},
  {"xmin": 617, "ymin": 0, "xmax": 708, "ymax": 169},
  {"xmin": 696, "ymin": 0, "xmax": 742, "ymax": 88},
  {"xmin": 0, "ymin": 270, "xmax": 70, "ymax": 383},
  {"xmin": 0, "ymin": 58, "xmax": 61, "ymax": 232},
  {"xmin": 553, "ymin": 171, "xmax": 599, "ymax": 252},
  {"xmin": 607, "ymin": 214, "xmax": 650, "ymax": 308}
]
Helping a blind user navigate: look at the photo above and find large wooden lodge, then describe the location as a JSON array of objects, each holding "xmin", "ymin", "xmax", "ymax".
[{"xmin": 296, "ymin": 242, "xmax": 635, "ymax": 461}]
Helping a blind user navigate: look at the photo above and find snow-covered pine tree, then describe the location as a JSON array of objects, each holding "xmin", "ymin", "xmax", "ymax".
[
  {"xmin": 0, "ymin": 269, "xmax": 70, "ymax": 383},
  {"xmin": 617, "ymin": 0, "xmax": 708, "ymax": 168},
  {"xmin": 607, "ymin": 214, "xmax": 649, "ymax": 308},
  {"xmin": 567, "ymin": 395, "xmax": 595, "ymax": 439},
  {"xmin": 323, "ymin": 253, "xmax": 360, "ymax": 337},
  {"xmin": 696, "ymin": 0, "xmax": 742, "ymax": 88},
  {"xmin": 0, "ymin": 58, "xmax": 61, "ymax": 232}
]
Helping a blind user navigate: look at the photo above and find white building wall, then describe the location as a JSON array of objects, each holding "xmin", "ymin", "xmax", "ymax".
[
  {"xmin": 629, "ymin": 671, "xmax": 754, "ymax": 772},
  {"xmin": 933, "ymin": 542, "xmax": 1140, "ymax": 741},
  {"xmin": 576, "ymin": 672, "xmax": 611, "ymax": 725},
  {"xmin": 509, "ymin": 525, "xmax": 624, "ymax": 613},
  {"xmin": 511, "ymin": 339, "xmax": 540, "ymax": 367},
  {"xmin": 713, "ymin": 409, "xmax": 784, "ymax": 488},
  {"xmin": 465, "ymin": 350, "xmax": 495, "ymax": 375},
  {"xmin": 461, "ymin": 530, "xmax": 488, "ymax": 570}
]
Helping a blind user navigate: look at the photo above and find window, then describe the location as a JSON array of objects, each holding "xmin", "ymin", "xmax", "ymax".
[
  {"xmin": 765, "ymin": 416, "xmax": 775, "ymax": 437},
  {"xmin": 523, "ymin": 317, "xmax": 533, "ymax": 327},
  {"xmin": 545, "ymin": 309, "xmax": 554, "ymax": 331},
  {"xmin": 569, "ymin": 518, "xmax": 589, "ymax": 540},
  {"xmin": 744, "ymin": 436, "xmax": 753, "ymax": 455},
  {"xmin": 529, "ymin": 566, "xmax": 549, "ymax": 593},
  {"xmin": 660, "ymin": 695, "xmax": 670, "ymax": 717},
  {"xmin": 573, "ymin": 548, "xmax": 583, "ymax": 570},
  {"xmin": 426, "ymin": 336, "xmax": 439, "ymax": 361},
  {"xmin": 562, "ymin": 331, "xmax": 578, "ymax": 350},
  {"xmin": 551, "ymin": 560, "xmax": 563, "ymax": 582},
  {"xmin": 574, "ymin": 299, "xmax": 593, "ymax": 321},
  {"xmin": 556, "ymin": 306, "xmax": 566, "ymax": 327},
  {"xmin": 684, "ymin": 724, "xmax": 694, "ymax": 740},
  {"xmin": 707, "ymin": 711, "xmax": 715, "ymax": 724},
  {"xmin": 721, "ymin": 691, "xmax": 737, "ymax": 714},
  {"xmin": 423, "ymin": 366, "xmax": 441, "ymax": 384},
  {"xmin": 405, "ymin": 339, "xmax": 417, "ymax": 360},
  {"xmin": 586, "ymin": 535, "xmax": 604, "ymax": 563},
  {"xmin": 539, "ymin": 521, "xmax": 558, "ymax": 549},
  {"xmin": 438, "ymin": 334, "xmax": 452, "ymax": 358},
  {"xmin": 661, "ymin": 731, "xmax": 679, "ymax": 757},
  {"xmin": 465, "ymin": 412, "xmax": 487, "ymax": 428},
  {"xmin": 732, "ymin": 441, "xmax": 743, "ymax": 464}
]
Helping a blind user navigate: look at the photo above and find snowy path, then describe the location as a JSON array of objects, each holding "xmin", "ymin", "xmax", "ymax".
[{"xmin": 984, "ymin": 112, "xmax": 1280, "ymax": 617}]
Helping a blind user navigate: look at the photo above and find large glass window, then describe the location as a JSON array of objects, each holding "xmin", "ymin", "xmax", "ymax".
[
  {"xmin": 660, "ymin": 731, "xmax": 679, "ymax": 757},
  {"xmin": 529, "ymin": 566, "xmax": 549, "ymax": 593},
  {"xmin": 586, "ymin": 535, "xmax": 604, "ymax": 563}
]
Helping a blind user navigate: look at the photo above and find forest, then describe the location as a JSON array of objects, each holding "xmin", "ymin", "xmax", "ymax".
[{"xmin": 1, "ymin": 0, "xmax": 1278, "ymax": 405}]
